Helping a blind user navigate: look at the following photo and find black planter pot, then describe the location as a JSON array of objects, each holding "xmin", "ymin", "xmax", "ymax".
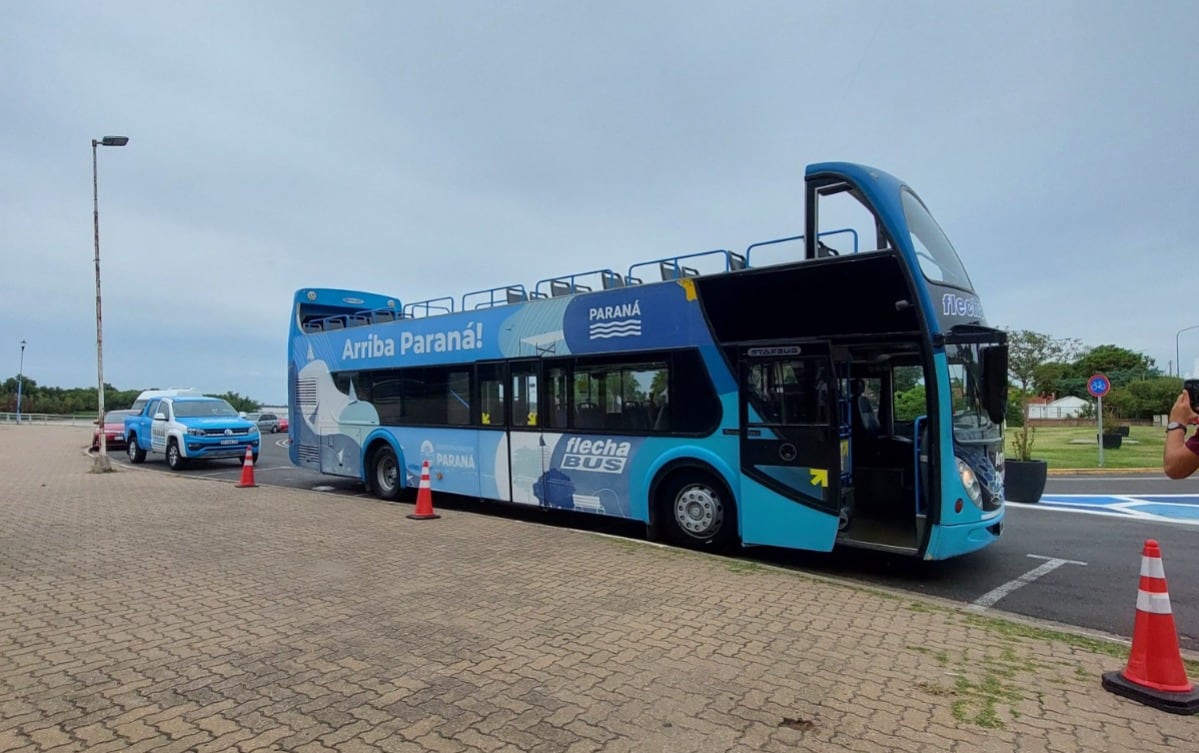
[
  {"xmin": 1006, "ymin": 459, "xmax": 1048, "ymax": 503},
  {"xmin": 1097, "ymin": 433, "xmax": 1123, "ymax": 449},
  {"xmin": 1116, "ymin": 426, "xmax": 1130, "ymax": 437}
]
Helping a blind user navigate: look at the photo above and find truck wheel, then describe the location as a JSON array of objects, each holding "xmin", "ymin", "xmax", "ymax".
[
  {"xmin": 659, "ymin": 472, "xmax": 737, "ymax": 550},
  {"xmin": 370, "ymin": 445, "xmax": 400, "ymax": 501},
  {"xmin": 166, "ymin": 440, "xmax": 186, "ymax": 471},
  {"xmin": 127, "ymin": 437, "xmax": 146, "ymax": 464}
]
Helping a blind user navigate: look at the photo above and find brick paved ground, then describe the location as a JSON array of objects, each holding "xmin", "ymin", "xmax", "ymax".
[{"xmin": 1, "ymin": 426, "xmax": 1194, "ymax": 753}]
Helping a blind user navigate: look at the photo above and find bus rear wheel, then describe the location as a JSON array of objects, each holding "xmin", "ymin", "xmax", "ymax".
[
  {"xmin": 660, "ymin": 472, "xmax": 736, "ymax": 550},
  {"xmin": 370, "ymin": 445, "xmax": 400, "ymax": 501}
]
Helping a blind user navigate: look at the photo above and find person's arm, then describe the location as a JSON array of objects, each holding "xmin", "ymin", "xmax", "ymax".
[{"xmin": 1163, "ymin": 391, "xmax": 1199, "ymax": 479}]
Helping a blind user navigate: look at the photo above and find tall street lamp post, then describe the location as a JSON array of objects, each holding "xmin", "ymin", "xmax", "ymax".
[
  {"xmin": 1176, "ymin": 324, "xmax": 1199, "ymax": 380},
  {"xmin": 16, "ymin": 339, "xmax": 26, "ymax": 424},
  {"xmin": 92, "ymin": 135, "xmax": 128, "ymax": 472}
]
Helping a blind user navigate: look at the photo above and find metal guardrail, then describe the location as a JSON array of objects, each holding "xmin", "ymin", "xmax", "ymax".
[{"xmin": 0, "ymin": 413, "xmax": 94, "ymax": 426}]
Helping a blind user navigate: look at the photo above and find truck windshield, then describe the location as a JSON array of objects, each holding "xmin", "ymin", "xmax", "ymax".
[
  {"xmin": 902, "ymin": 189, "xmax": 972, "ymax": 291},
  {"xmin": 946, "ymin": 343, "xmax": 1001, "ymax": 444},
  {"xmin": 174, "ymin": 400, "xmax": 239, "ymax": 418}
]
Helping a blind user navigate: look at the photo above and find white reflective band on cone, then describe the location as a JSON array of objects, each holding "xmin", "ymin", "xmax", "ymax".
[
  {"xmin": 1140, "ymin": 557, "xmax": 1166, "ymax": 579},
  {"xmin": 1137, "ymin": 590, "xmax": 1172, "ymax": 615}
]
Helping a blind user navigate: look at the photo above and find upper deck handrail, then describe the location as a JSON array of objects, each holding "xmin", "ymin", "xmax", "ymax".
[
  {"xmin": 403, "ymin": 296, "xmax": 455, "ymax": 318},
  {"xmin": 533, "ymin": 268, "xmax": 628, "ymax": 298},
  {"xmin": 626, "ymin": 248, "xmax": 746, "ymax": 284},
  {"xmin": 461, "ymin": 284, "xmax": 530, "ymax": 310},
  {"xmin": 744, "ymin": 227, "xmax": 859, "ymax": 266}
]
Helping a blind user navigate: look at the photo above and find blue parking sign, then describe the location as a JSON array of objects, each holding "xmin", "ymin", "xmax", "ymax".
[{"xmin": 1088, "ymin": 373, "xmax": 1110, "ymax": 398}]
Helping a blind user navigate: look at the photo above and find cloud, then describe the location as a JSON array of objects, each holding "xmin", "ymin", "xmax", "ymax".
[{"xmin": 2, "ymin": 1, "xmax": 1197, "ymax": 403}]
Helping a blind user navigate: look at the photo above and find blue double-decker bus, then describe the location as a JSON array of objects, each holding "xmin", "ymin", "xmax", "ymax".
[{"xmin": 288, "ymin": 162, "xmax": 1008, "ymax": 560}]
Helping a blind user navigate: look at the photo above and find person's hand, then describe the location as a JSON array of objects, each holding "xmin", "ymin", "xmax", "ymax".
[{"xmin": 1169, "ymin": 390, "xmax": 1198, "ymax": 425}]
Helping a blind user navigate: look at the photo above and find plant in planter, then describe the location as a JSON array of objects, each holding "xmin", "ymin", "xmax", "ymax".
[
  {"xmin": 1099, "ymin": 404, "xmax": 1124, "ymax": 449},
  {"xmin": 1006, "ymin": 426, "xmax": 1048, "ymax": 503},
  {"xmin": 1003, "ymin": 329, "xmax": 1082, "ymax": 503}
]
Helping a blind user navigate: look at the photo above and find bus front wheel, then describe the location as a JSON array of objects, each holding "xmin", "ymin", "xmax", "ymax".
[
  {"xmin": 660, "ymin": 472, "xmax": 736, "ymax": 550},
  {"xmin": 370, "ymin": 445, "xmax": 400, "ymax": 501}
]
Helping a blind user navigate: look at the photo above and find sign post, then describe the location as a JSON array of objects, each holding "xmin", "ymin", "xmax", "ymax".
[{"xmin": 1088, "ymin": 373, "xmax": 1111, "ymax": 467}]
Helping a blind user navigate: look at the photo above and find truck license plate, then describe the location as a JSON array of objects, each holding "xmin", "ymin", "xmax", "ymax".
[{"xmin": 220, "ymin": 439, "xmax": 237, "ymax": 445}]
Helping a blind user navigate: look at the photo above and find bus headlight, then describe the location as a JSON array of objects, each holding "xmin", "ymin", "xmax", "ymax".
[{"xmin": 956, "ymin": 458, "xmax": 983, "ymax": 509}]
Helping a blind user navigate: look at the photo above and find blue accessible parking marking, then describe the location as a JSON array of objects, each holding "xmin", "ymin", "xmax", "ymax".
[{"xmin": 1010, "ymin": 494, "xmax": 1199, "ymax": 526}]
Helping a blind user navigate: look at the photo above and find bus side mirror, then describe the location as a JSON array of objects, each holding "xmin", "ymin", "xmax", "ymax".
[{"xmin": 981, "ymin": 345, "xmax": 1008, "ymax": 425}]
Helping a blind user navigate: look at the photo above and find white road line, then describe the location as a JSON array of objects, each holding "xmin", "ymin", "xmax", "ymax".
[
  {"xmin": 968, "ymin": 554, "xmax": 1087, "ymax": 612},
  {"xmin": 1006, "ymin": 501, "xmax": 1199, "ymax": 526}
]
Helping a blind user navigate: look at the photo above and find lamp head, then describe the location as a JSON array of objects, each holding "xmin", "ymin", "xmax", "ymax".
[{"xmin": 96, "ymin": 136, "xmax": 129, "ymax": 147}]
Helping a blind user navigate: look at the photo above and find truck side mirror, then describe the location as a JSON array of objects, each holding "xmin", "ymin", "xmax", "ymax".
[{"xmin": 153, "ymin": 412, "xmax": 167, "ymax": 421}]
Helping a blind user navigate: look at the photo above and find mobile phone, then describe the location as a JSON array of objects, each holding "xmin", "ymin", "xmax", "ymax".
[{"xmin": 1185, "ymin": 380, "xmax": 1199, "ymax": 413}]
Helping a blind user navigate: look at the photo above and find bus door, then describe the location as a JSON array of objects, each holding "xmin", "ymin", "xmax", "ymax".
[
  {"xmin": 740, "ymin": 345, "xmax": 844, "ymax": 533},
  {"xmin": 506, "ymin": 359, "xmax": 548, "ymax": 506},
  {"xmin": 475, "ymin": 362, "xmax": 510, "ymax": 501}
]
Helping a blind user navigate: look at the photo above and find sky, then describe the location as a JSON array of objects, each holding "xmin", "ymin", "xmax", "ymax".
[{"xmin": 2, "ymin": 1, "xmax": 1197, "ymax": 406}]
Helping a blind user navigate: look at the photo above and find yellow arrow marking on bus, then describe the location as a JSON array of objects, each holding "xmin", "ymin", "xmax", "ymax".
[
  {"xmin": 678, "ymin": 278, "xmax": 697, "ymax": 301},
  {"xmin": 809, "ymin": 468, "xmax": 828, "ymax": 487}
]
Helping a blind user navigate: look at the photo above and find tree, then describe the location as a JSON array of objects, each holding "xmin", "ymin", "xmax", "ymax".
[
  {"xmin": 1005, "ymin": 329, "xmax": 1083, "ymax": 460},
  {"xmin": 894, "ymin": 385, "xmax": 926, "ymax": 422},
  {"xmin": 1068, "ymin": 345, "xmax": 1157, "ymax": 389}
]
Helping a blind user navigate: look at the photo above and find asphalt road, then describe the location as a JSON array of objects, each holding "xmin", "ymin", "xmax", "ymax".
[{"xmin": 116, "ymin": 437, "xmax": 1199, "ymax": 652}]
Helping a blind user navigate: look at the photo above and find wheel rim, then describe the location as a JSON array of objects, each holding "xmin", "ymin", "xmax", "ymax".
[
  {"xmin": 167, "ymin": 445, "xmax": 178, "ymax": 466},
  {"xmin": 376, "ymin": 453, "xmax": 397, "ymax": 494},
  {"xmin": 127, "ymin": 444, "xmax": 135, "ymax": 460},
  {"xmin": 674, "ymin": 483, "xmax": 723, "ymax": 539}
]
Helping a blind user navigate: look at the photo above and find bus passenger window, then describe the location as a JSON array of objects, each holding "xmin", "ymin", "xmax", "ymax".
[{"xmin": 447, "ymin": 370, "xmax": 470, "ymax": 425}]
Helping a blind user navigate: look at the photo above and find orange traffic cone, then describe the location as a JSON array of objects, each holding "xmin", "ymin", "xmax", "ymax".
[
  {"xmin": 1102, "ymin": 539, "xmax": 1199, "ymax": 714},
  {"xmin": 407, "ymin": 459, "xmax": 440, "ymax": 520},
  {"xmin": 236, "ymin": 446, "xmax": 257, "ymax": 488}
]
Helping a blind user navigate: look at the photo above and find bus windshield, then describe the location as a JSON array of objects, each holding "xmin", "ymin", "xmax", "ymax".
[
  {"xmin": 902, "ymin": 190, "xmax": 972, "ymax": 292},
  {"xmin": 946, "ymin": 343, "xmax": 1001, "ymax": 443}
]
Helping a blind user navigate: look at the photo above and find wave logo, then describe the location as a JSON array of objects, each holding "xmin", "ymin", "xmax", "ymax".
[{"xmin": 588, "ymin": 299, "xmax": 642, "ymax": 340}]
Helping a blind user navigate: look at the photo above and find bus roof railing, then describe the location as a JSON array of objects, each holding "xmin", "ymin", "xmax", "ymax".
[
  {"xmin": 627, "ymin": 248, "xmax": 745, "ymax": 283},
  {"xmin": 309, "ymin": 229, "xmax": 866, "ymax": 327},
  {"xmin": 533, "ymin": 268, "xmax": 629, "ymax": 299},
  {"xmin": 461, "ymin": 284, "xmax": 531, "ymax": 310},
  {"xmin": 403, "ymin": 296, "xmax": 455, "ymax": 318},
  {"xmin": 744, "ymin": 228, "xmax": 859, "ymax": 267}
]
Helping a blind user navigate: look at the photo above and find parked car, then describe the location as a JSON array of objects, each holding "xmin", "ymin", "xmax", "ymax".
[
  {"xmin": 245, "ymin": 412, "xmax": 282, "ymax": 433},
  {"xmin": 92, "ymin": 409, "xmax": 137, "ymax": 451},
  {"xmin": 277, "ymin": 415, "xmax": 289, "ymax": 432}
]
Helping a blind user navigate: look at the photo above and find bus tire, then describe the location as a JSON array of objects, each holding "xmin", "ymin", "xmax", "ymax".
[
  {"xmin": 370, "ymin": 444, "xmax": 400, "ymax": 501},
  {"xmin": 660, "ymin": 471, "xmax": 736, "ymax": 550},
  {"xmin": 127, "ymin": 437, "xmax": 146, "ymax": 464}
]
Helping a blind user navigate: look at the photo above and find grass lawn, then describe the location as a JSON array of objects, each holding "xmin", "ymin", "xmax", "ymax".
[{"xmin": 1011, "ymin": 424, "xmax": 1163, "ymax": 470}]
